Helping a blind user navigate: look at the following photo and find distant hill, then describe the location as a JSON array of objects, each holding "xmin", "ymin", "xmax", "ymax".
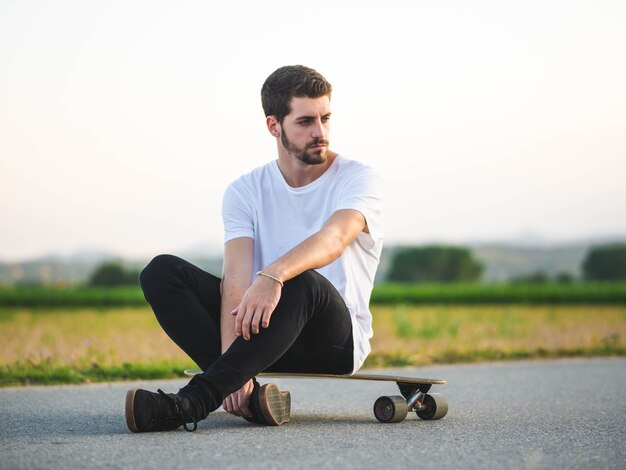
[
  {"xmin": 0, "ymin": 252, "xmax": 222, "ymax": 286},
  {"xmin": 1, "ymin": 238, "xmax": 625, "ymax": 285},
  {"xmin": 0, "ymin": 251, "xmax": 121, "ymax": 286},
  {"xmin": 470, "ymin": 243, "xmax": 585, "ymax": 282}
]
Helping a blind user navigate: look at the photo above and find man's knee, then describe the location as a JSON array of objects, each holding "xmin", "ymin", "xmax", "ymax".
[
  {"xmin": 282, "ymin": 270, "xmax": 336, "ymax": 306},
  {"xmin": 284, "ymin": 270, "xmax": 321, "ymax": 290},
  {"xmin": 139, "ymin": 254, "xmax": 180, "ymax": 299}
]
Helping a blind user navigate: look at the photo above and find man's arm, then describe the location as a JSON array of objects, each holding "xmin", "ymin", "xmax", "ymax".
[
  {"xmin": 220, "ymin": 237, "xmax": 254, "ymax": 417},
  {"xmin": 221, "ymin": 237, "xmax": 254, "ymax": 351},
  {"xmin": 233, "ymin": 208, "xmax": 367, "ymax": 340}
]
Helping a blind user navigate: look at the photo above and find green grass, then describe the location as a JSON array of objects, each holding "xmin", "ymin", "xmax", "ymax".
[
  {"xmin": 0, "ymin": 285, "xmax": 145, "ymax": 308},
  {"xmin": 364, "ymin": 344, "xmax": 626, "ymax": 368},
  {"xmin": 1, "ymin": 304, "xmax": 625, "ymax": 386},
  {"xmin": 371, "ymin": 282, "xmax": 626, "ymax": 305},
  {"xmin": 393, "ymin": 306, "xmax": 415, "ymax": 338},
  {"xmin": 0, "ymin": 361, "xmax": 195, "ymax": 387},
  {"xmin": 1, "ymin": 282, "xmax": 625, "ymax": 308},
  {"xmin": 370, "ymin": 304, "xmax": 626, "ymax": 368}
]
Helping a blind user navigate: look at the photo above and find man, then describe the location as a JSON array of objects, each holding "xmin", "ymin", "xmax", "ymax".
[{"xmin": 125, "ymin": 65, "xmax": 383, "ymax": 432}]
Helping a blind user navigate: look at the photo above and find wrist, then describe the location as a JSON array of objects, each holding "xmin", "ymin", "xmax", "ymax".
[{"xmin": 256, "ymin": 270, "xmax": 284, "ymax": 288}]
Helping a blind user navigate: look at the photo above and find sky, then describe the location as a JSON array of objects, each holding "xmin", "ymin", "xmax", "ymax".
[{"xmin": 1, "ymin": 0, "xmax": 625, "ymax": 262}]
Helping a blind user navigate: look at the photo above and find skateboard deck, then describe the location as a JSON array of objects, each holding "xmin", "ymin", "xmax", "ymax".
[{"xmin": 184, "ymin": 369, "xmax": 448, "ymax": 423}]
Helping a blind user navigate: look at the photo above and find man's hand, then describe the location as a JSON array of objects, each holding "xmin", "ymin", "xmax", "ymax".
[
  {"xmin": 231, "ymin": 275, "xmax": 282, "ymax": 340},
  {"xmin": 222, "ymin": 379, "xmax": 254, "ymax": 417}
]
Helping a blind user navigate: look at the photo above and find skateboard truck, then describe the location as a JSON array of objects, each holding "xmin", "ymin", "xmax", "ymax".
[
  {"xmin": 373, "ymin": 381, "xmax": 448, "ymax": 423},
  {"xmin": 406, "ymin": 389, "xmax": 426, "ymax": 410}
]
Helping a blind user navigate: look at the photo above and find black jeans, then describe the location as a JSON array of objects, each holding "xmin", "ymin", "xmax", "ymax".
[{"xmin": 139, "ymin": 254, "xmax": 353, "ymax": 415}]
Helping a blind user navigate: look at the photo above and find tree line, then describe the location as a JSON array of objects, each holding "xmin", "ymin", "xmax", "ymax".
[
  {"xmin": 87, "ymin": 243, "xmax": 626, "ymax": 286},
  {"xmin": 386, "ymin": 243, "xmax": 626, "ymax": 283}
]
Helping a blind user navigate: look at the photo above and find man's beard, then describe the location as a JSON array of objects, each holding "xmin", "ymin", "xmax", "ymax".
[{"xmin": 281, "ymin": 129, "xmax": 329, "ymax": 165}]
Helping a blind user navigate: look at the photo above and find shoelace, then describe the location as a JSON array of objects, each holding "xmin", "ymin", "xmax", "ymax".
[{"xmin": 157, "ymin": 389, "xmax": 198, "ymax": 432}]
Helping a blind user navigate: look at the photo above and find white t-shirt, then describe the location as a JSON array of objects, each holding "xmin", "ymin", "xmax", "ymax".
[{"xmin": 221, "ymin": 155, "xmax": 384, "ymax": 373}]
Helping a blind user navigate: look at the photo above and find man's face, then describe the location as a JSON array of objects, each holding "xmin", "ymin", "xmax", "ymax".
[{"xmin": 279, "ymin": 96, "xmax": 331, "ymax": 165}]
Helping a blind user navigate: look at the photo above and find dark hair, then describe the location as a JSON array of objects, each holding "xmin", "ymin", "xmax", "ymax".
[{"xmin": 261, "ymin": 65, "xmax": 332, "ymax": 123}]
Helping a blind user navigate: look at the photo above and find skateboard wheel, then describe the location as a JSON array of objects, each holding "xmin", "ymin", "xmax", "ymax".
[
  {"xmin": 416, "ymin": 393, "xmax": 448, "ymax": 420},
  {"xmin": 373, "ymin": 395, "xmax": 408, "ymax": 423}
]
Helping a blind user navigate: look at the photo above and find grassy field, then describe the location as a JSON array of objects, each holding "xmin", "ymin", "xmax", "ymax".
[
  {"xmin": 1, "ymin": 304, "xmax": 625, "ymax": 386},
  {"xmin": 368, "ymin": 305, "xmax": 626, "ymax": 366},
  {"xmin": 2, "ymin": 282, "xmax": 626, "ymax": 307}
]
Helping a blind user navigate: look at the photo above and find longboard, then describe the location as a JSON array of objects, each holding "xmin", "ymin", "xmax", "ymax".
[{"xmin": 184, "ymin": 369, "xmax": 448, "ymax": 423}]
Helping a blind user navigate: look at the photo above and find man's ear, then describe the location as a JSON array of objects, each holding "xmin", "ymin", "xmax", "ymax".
[{"xmin": 266, "ymin": 116, "xmax": 281, "ymax": 137}]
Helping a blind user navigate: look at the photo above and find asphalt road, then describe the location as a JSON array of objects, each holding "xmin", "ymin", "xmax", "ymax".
[{"xmin": 1, "ymin": 358, "xmax": 625, "ymax": 469}]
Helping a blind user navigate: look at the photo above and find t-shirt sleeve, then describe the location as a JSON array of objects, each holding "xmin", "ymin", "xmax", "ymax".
[
  {"xmin": 336, "ymin": 166, "xmax": 384, "ymax": 249},
  {"xmin": 222, "ymin": 181, "xmax": 255, "ymax": 243}
]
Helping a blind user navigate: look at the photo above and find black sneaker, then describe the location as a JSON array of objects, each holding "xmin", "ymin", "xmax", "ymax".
[
  {"xmin": 246, "ymin": 380, "xmax": 291, "ymax": 426},
  {"xmin": 125, "ymin": 388, "xmax": 198, "ymax": 433}
]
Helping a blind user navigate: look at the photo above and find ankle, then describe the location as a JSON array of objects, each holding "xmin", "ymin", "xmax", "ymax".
[{"xmin": 177, "ymin": 384, "xmax": 210, "ymax": 421}]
